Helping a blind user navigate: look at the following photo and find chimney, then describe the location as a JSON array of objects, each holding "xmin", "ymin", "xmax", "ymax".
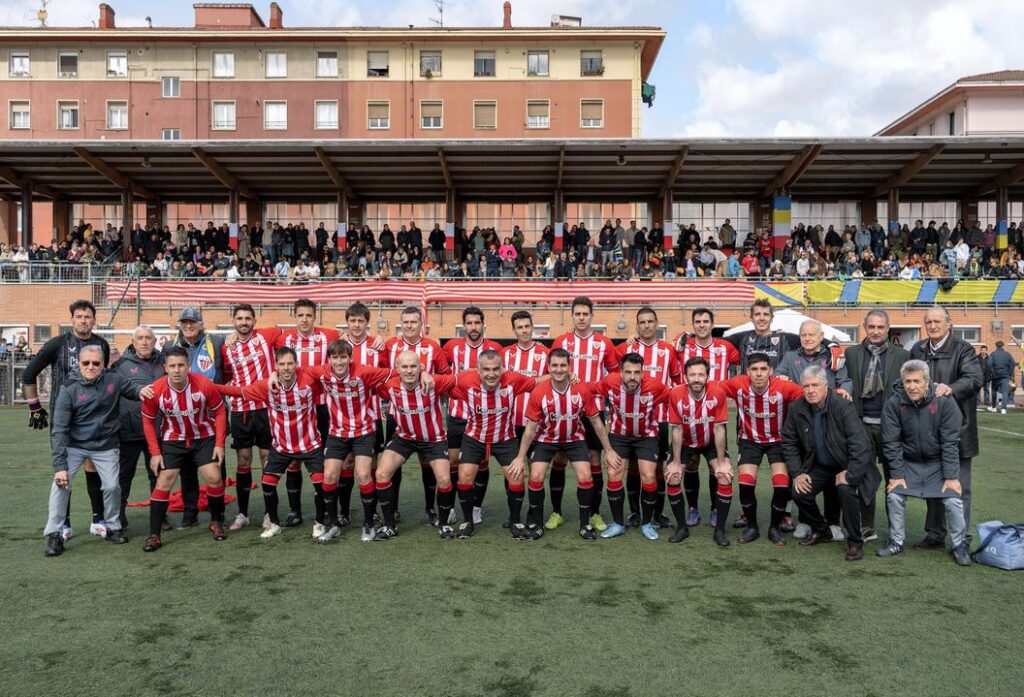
[
  {"xmin": 269, "ymin": 2, "xmax": 283, "ymax": 29},
  {"xmin": 503, "ymin": 1, "xmax": 512, "ymax": 29},
  {"xmin": 99, "ymin": 3, "xmax": 116, "ymax": 29}
]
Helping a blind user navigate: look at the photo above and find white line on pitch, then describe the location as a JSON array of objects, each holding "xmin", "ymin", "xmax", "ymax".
[{"xmin": 979, "ymin": 425, "xmax": 1024, "ymax": 438}]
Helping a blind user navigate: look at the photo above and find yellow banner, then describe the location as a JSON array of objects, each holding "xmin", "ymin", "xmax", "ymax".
[
  {"xmin": 856, "ymin": 280, "xmax": 921, "ymax": 304},
  {"xmin": 936, "ymin": 280, "xmax": 999, "ymax": 303},
  {"xmin": 806, "ymin": 281, "xmax": 843, "ymax": 304}
]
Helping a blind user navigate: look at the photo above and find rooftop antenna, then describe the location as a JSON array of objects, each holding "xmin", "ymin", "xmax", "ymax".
[
  {"xmin": 429, "ymin": 0, "xmax": 444, "ymax": 28},
  {"xmin": 37, "ymin": 0, "xmax": 50, "ymax": 28}
]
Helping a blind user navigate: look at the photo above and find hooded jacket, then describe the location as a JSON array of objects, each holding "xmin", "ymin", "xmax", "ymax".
[
  {"xmin": 110, "ymin": 345, "xmax": 165, "ymax": 442},
  {"xmin": 775, "ymin": 342, "xmax": 853, "ymax": 394},
  {"xmin": 909, "ymin": 334, "xmax": 983, "ymax": 458},
  {"xmin": 881, "ymin": 385, "xmax": 962, "ymax": 498},
  {"xmin": 50, "ymin": 370, "xmax": 142, "ymax": 472},
  {"xmin": 988, "ymin": 347, "xmax": 1016, "ymax": 381}
]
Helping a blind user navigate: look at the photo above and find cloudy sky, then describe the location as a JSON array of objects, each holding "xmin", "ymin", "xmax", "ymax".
[{"xmin": 2, "ymin": 0, "xmax": 1022, "ymax": 137}]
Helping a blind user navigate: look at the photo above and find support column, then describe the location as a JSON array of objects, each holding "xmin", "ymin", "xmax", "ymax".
[
  {"xmin": 771, "ymin": 195, "xmax": 791, "ymax": 256},
  {"xmin": 860, "ymin": 196, "xmax": 879, "ymax": 228},
  {"xmin": 245, "ymin": 198, "xmax": 262, "ymax": 229},
  {"xmin": 996, "ymin": 186, "xmax": 1009, "ymax": 251},
  {"xmin": 335, "ymin": 190, "xmax": 348, "ymax": 253},
  {"xmin": 662, "ymin": 190, "xmax": 674, "ymax": 251},
  {"xmin": 145, "ymin": 197, "xmax": 163, "ymax": 230},
  {"xmin": 444, "ymin": 188, "xmax": 456, "ymax": 259},
  {"xmin": 887, "ymin": 187, "xmax": 900, "ymax": 233},
  {"xmin": 959, "ymin": 196, "xmax": 978, "ymax": 229},
  {"xmin": 0, "ymin": 199, "xmax": 17, "ymax": 246},
  {"xmin": 552, "ymin": 190, "xmax": 565, "ymax": 250},
  {"xmin": 20, "ymin": 185, "xmax": 33, "ymax": 249},
  {"xmin": 51, "ymin": 199, "xmax": 70, "ymax": 242},
  {"xmin": 121, "ymin": 188, "xmax": 133, "ymax": 260},
  {"xmin": 228, "ymin": 189, "xmax": 239, "ymax": 251}
]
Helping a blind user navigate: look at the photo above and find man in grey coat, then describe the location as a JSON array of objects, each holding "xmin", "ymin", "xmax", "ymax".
[
  {"xmin": 986, "ymin": 340, "xmax": 1016, "ymax": 413},
  {"xmin": 878, "ymin": 360, "xmax": 971, "ymax": 566}
]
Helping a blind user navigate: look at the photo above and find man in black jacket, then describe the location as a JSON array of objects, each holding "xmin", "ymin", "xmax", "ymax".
[
  {"xmin": 844, "ymin": 309, "xmax": 910, "ymax": 540},
  {"xmin": 782, "ymin": 365, "xmax": 879, "ymax": 561},
  {"xmin": 987, "ymin": 340, "xmax": 1016, "ymax": 413},
  {"xmin": 909, "ymin": 305, "xmax": 983, "ymax": 547}
]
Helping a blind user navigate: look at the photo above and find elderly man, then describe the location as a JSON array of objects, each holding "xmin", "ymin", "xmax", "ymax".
[
  {"xmin": 44, "ymin": 346, "xmax": 153, "ymax": 556},
  {"xmin": 878, "ymin": 360, "xmax": 971, "ymax": 566},
  {"xmin": 844, "ymin": 309, "xmax": 910, "ymax": 541},
  {"xmin": 909, "ymin": 305, "xmax": 983, "ymax": 548},
  {"xmin": 782, "ymin": 366, "xmax": 879, "ymax": 561}
]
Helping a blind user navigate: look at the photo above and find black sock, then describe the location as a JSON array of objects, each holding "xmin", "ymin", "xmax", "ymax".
[
  {"xmin": 577, "ymin": 482, "xmax": 594, "ymax": 527},
  {"xmin": 377, "ymin": 481, "xmax": 396, "ymax": 528},
  {"xmin": 457, "ymin": 482, "xmax": 475, "ymax": 522},
  {"xmin": 422, "ymin": 465, "xmax": 437, "ymax": 514},
  {"xmin": 507, "ymin": 482, "xmax": 525, "ymax": 524},
  {"xmin": 285, "ymin": 466, "xmax": 303, "ymax": 515},
  {"xmin": 739, "ymin": 475, "xmax": 757, "ymax": 529},
  {"xmin": 607, "ymin": 480, "xmax": 625, "ymax": 526},
  {"xmin": 207, "ymin": 484, "xmax": 225, "ymax": 523},
  {"xmin": 626, "ymin": 468, "xmax": 641, "ymax": 515},
  {"xmin": 652, "ymin": 466, "xmax": 666, "ymax": 519},
  {"xmin": 707, "ymin": 473, "xmax": 717, "ymax": 513},
  {"xmin": 262, "ymin": 475, "xmax": 281, "ymax": 524},
  {"xmin": 590, "ymin": 465, "xmax": 604, "ymax": 515},
  {"xmin": 770, "ymin": 475, "xmax": 790, "ymax": 528},
  {"xmin": 549, "ymin": 465, "xmax": 565, "ymax": 515},
  {"xmin": 338, "ymin": 470, "xmax": 355, "ymax": 518},
  {"xmin": 683, "ymin": 467, "xmax": 700, "ymax": 511},
  {"xmin": 236, "ymin": 467, "xmax": 252, "ymax": 517},
  {"xmin": 149, "ymin": 489, "xmax": 171, "ymax": 536},
  {"xmin": 473, "ymin": 464, "xmax": 490, "ymax": 509},
  {"xmin": 528, "ymin": 481, "xmax": 546, "ymax": 527},
  {"xmin": 715, "ymin": 484, "xmax": 732, "ymax": 531},
  {"xmin": 85, "ymin": 469, "xmax": 104, "ymax": 522},
  {"xmin": 640, "ymin": 482, "xmax": 658, "ymax": 524},
  {"xmin": 391, "ymin": 466, "xmax": 403, "ymax": 511},
  {"xmin": 359, "ymin": 482, "xmax": 376, "ymax": 525},
  {"xmin": 667, "ymin": 484, "xmax": 687, "ymax": 527},
  {"xmin": 323, "ymin": 483, "xmax": 339, "ymax": 524},
  {"xmin": 436, "ymin": 484, "xmax": 455, "ymax": 527},
  {"xmin": 312, "ymin": 478, "xmax": 325, "ymax": 525}
]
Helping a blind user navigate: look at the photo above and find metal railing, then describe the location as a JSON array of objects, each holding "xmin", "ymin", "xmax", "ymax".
[{"xmin": 0, "ymin": 354, "xmax": 48, "ymax": 405}]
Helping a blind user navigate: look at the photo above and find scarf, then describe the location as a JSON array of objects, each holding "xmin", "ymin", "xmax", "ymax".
[{"xmin": 862, "ymin": 339, "xmax": 890, "ymax": 399}]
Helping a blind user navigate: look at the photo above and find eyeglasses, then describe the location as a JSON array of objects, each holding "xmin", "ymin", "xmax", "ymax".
[{"xmin": 79, "ymin": 361, "xmax": 102, "ymax": 367}]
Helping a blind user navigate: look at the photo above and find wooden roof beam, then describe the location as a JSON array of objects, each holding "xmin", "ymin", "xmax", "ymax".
[
  {"xmin": 761, "ymin": 143, "xmax": 822, "ymax": 198},
  {"xmin": 660, "ymin": 145, "xmax": 688, "ymax": 197},
  {"xmin": 191, "ymin": 147, "xmax": 254, "ymax": 199},
  {"xmin": 974, "ymin": 160, "xmax": 1024, "ymax": 197},
  {"xmin": 0, "ymin": 166, "xmax": 60, "ymax": 199},
  {"xmin": 73, "ymin": 147, "xmax": 154, "ymax": 199},
  {"xmin": 438, "ymin": 148, "xmax": 453, "ymax": 191},
  {"xmin": 869, "ymin": 144, "xmax": 945, "ymax": 197},
  {"xmin": 313, "ymin": 147, "xmax": 357, "ymax": 200}
]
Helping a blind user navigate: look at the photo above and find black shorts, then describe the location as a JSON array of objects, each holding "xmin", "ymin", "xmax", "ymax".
[
  {"xmin": 582, "ymin": 411, "xmax": 605, "ymax": 451},
  {"xmin": 609, "ymin": 433, "xmax": 659, "ymax": 463},
  {"xmin": 681, "ymin": 443, "xmax": 727, "ymax": 467},
  {"xmin": 385, "ymin": 435, "xmax": 449, "ymax": 464},
  {"xmin": 460, "ymin": 436, "xmax": 519, "ymax": 467},
  {"xmin": 374, "ymin": 417, "xmax": 385, "ymax": 454},
  {"xmin": 446, "ymin": 415, "xmax": 467, "ymax": 449},
  {"xmin": 265, "ymin": 448, "xmax": 325, "ymax": 476},
  {"xmin": 737, "ymin": 439, "xmax": 784, "ymax": 467},
  {"xmin": 531, "ymin": 440, "xmax": 589, "ymax": 464},
  {"xmin": 325, "ymin": 433, "xmax": 376, "ymax": 461},
  {"xmin": 161, "ymin": 438, "xmax": 216, "ymax": 472},
  {"xmin": 658, "ymin": 422, "xmax": 671, "ymax": 464},
  {"xmin": 230, "ymin": 409, "xmax": 272, "ymax": 450},
  {"xmin": 316, "ymin": 404, "xmax": 330, "ymax": 442}
]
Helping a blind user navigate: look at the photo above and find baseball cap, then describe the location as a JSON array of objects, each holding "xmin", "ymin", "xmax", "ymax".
[{"xmin": 178, "ymin": 307, "xmax": 203, "ymax": 322}]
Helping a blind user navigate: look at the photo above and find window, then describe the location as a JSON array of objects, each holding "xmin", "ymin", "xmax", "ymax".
[
  {"xmin": 473, "ymin": 101, "xmax": 496, "ymax": 129},
  {"xmin": 316, "ymin": 51, "xmax": 338, "ymax": 78},
  {"xmin": 948, "ymin": 111, "xmax": 956, "ymax": 135},
  {"xmin": 464, "ymin": 202, "xmax": 551, "ymax": 246},
  {"xmin": 474, "ymin": 50, "xmax": 495, "ymax": 77},
  {"xmin": 33, "ymin": 325, "xmax": 52, "ymax": 343},
  {"xmin": 672, "ymin": 202, "xmax": 752, "ymax": 242},
  {"xmin": 315, "ymin": 100, "xmax": 338, "ymax": 129},
  {"xmin": 9, "ymin": 51, "xmax": 29, "ymax": 77},
  {"xmin": 420, "ymin": 101, "xmax": 442, "ymax": 129},
  {"xmin": 212, "ymin": 51, "xmax": 234, "ymax": 78},
  {"xmin": 212, "ymin": 101, "xmax": 236, "ymax": 130},
  {"xmin": 265, "ymin": 51, "xmax": 287, "ymax": 78},
  {"xmin": 161, "ymin": 76, "xmax": 180, "ymax": 98},
  {"xmin": 795, "ymin": 201, "xmax": 859, "ymax": 230},
  {"xmin": 527, "ymin": 50, "xmax": 549, "ymax": 77},
  {"xmin": 420, "ymin": 50, "xmax": 442, "ymax": 77},
  {"xmin": 57, "ymin": 101, "xmax": 79, "ymax": 129},
  {"xmin": 580, "ymin": 50, "xmax": 603, "ymax": 76},
  {"xmin": 876, "ymin": 201, "xmax": 959, "ymax": 226},
  {"xmin": 367, "ymin": 51, "xmax": 389, "ymax": 77},
  {"xmin": 367, "ymin": 101, "xmax": 390, "ymax": 129},
  {"xmin": 951, "ymin": 327, "xmax": 980, "ymax": 344},
  {"xmin": 106, "ymin": 101, "xmax": 128, "ymax": 130},
  {"xmin": 9, "ymin": 101, "xmax": 30, "ymax": 129},
  {"xmin": 526, "ymin": 100, "xmax": 549, "ymax": 129},
  {"xmin": 264, "ymin": 101, "xmax": 287, "ymax": 130},
  {"xmin": 831, "ymin": 326, "xmax": 859, "ymax": 344},
  {"xmin": 107, "ymin": 50, "xmax": 127, "ymax": 77},
  {"xmin": 581, "ymin": 99, "xmax": 603, "ymax": 128},
  {"xmin": 57, "ymin": 51, "xmax": 78, "ymax": 77},
  {"xmin": 927, "ymin": 122, "xmax": 935, "ymax": 136},
  {"xmin": 162, "ymin": 128, "xmax": 181, "ymax": 140},
  {"xmin": 1013, "ymin": 327, "xmax": 1024, "ymax": 344}
]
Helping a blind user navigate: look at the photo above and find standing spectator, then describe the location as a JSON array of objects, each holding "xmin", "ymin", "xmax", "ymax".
[
  {"xmin": 599, "ymin": 221, "xmax": 615, "ymax": 271},
  {"xmin": 757, "ymin": 230, "xmax": 774, "ymax": 273},
  {"xmin": 977, "ymin": 344, "xmax": 991, "ymax": 407},
  {"xmin": 429, "ymin": 223, "xmax": 447, "ymax": 263},
  {"xmin": 910, "ymin": 220, "xmax": 928, "ymax": 258},
  {"xmin": 741, "ymin": 249, "xmax": 761, "ymax": 277},
  {"xmin": 718, "ymin": 218, "xmax": 736, "ymax": 251},
  {"xmin": 408, "ymin": 220, "xmax": 423, "ymax": 257},
  {"xmin": 869, "ymin": 224, "xmax": 886, "ymax": 260},
  {"xmin": 987, "ymin": 340, "xmax": 1016, "ymax": 413}
]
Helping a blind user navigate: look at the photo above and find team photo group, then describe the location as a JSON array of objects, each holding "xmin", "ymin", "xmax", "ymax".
[{"xmin": 28, "ymin": 294, "xmax": 990, "ymax": 567}]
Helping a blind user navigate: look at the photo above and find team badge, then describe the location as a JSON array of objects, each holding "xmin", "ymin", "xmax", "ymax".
[
  {"xmin": 770, "ymin": 337, "xmax": 780, "ymax": 346},
  {"xmin": 767, "ymin": 394, "xmax": 779, "ymax": 404}
]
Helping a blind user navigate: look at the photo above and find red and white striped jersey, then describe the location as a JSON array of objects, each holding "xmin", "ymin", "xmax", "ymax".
[
  {"xmin": 667, "ymin": 383, "xmax": 729, "ymax": 449},
  {"xmin": 675, "ymin": 335, "xmax": 741, "ymax": 383},
  {"xmin": 348, "ymin": 336, "xmax": 386, "ymax": 369},
  {"xmin": 525, "ymin": 382, "xmax": 599, "ymax": 444},
  {"xmin": 306, "ymin": 364, "xmax": 392, "ymax": 439},
  {"xmin": 719, "ymin": 375, "xmax": 804, "ymax": 444},
  {"xmin": 590, "ymin": 374, "xmax": 670, "ymax": 439},
  {"xmin": 443, "ymin": 337, "xmax": 503, "ymax": 420},
  {"xmin": 228, "ymin": 373, "xmax": 325, "ymax": 454},
  {"xmin": 142, "ymin": 374, "xmax": 226, "ymax": 454},
  {"xmin": 552, "ymin": 331, "xmax": 618, "ymax": 410},
  {"xmin": 615, "ymin": 339, "xmax": 679, "ymax": 420},
  {"xmin": 384, "ymin": 336, "xmax": 450, "ymax": 375},
  {"xmin": 376, "ymin": 374, "xmax": 457, "ymax": 443},
  {"xmin": 277, "ymin": 327, "xmax": 341, "ymax": 406},
  {"xmin": 450, "ymin": 371, "xmax": 537, "ymax": 444},
  {"xmin": 221, "ymin": 327, "xmax": 281, "ymax": 413},
  {"xmin": 502, "ymin": 342, "xmax": 550, "ymax": 427}
]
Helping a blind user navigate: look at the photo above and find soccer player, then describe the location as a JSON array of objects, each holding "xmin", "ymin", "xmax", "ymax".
[
  {"xmin": 673, "ymin": 307, "xmax": 741, "ymax": 527},
  {"xmin": 443, "ymin": 306, "xmax": 502, "ymax": 524},
  {"xmin": 221, "ymin": 303, "xmax": 278, "ymax": 531},
  {"xmin": 140, "ymin": 347, "xmax": 229, "ymax": 552},
  {"xmin": 449, "ymin": 349, "xmax": 543, "ymax": 539},
  {"xmin": 667, "ymin": 357, "xmax": 732, "ymax": 547},
  {"xmin": 718, "ymin": 353, "xmax": 805, "ymax": 546},
  {"xmin": 24, "ymin": 299, "xmax": 111, "ymax": 540},
  {"xmin": 618, "ymin": 306, "xmax": 680, "ymax": 528},
  {"xmin": 588, "ymin": 352, "xmax": 670, "ymax": 540},
  {"xmin": 384, "ymin": 306, "xmax": 451, "ymax": 526},
  {"xmin": 372, "ymin": 350, "xmax": 457, "ymax": 540},
  {"xmin": 512, "ymin": 348, "xmax": 623, "ymax": 541},
  {"xmin": 551, "ymin": 296, "xmax": 618, "ymax": 532}
]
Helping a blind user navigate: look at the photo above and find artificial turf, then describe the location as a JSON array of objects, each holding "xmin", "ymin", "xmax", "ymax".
[{"xmin": 1, "ymin": 406, "xmax": 1022, "ymax": 697}]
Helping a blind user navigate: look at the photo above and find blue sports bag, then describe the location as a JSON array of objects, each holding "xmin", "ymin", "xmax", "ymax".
[{"xmin": 973, "ymin": 521, "xmax": 1024, "ymax": 570}]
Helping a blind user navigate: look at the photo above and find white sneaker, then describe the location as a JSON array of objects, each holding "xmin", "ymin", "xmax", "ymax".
[
  {"xmin": 829, "ymin": 524, "xmax": 846, "ymax": 541},
  {"xmin": 360, "ymin": 524, "xmax": 375, "ymax": 542},
  {"xmin": 89, "ymin": 520, "xmax": 107, "ymax": 538},
  {"xmin": 229, "ymin": 513, "xmax": 249, "ymax": 532},
  {"xmin": 60, "ymin": 524, "xmax": 73, "ymax": 541},
  {"xmin": 262, "ymin": 514, "xmax": 271, "ymax": 531},
  {"xmin": 1001, "ymin": 408, "xmax": 1007, "ymax": 414},
  {"xmin": 260, "ymin": 523, "xmax": 282, "ymax": 539},
  {"xmin": 987, "ymin": 406, "xmax": 997, "ymax": 413},
  {"xmin": 472, "ymin": 506, "xmax": 483, "ymax": 525},
  {"xmin": 312, "ymin": 522, "xmax": 326, "ymax": 539},
  {"xmin": 447, "ymin": 508, "xmax": 457, "ymax": 525},
  {"xmin": 317, "ymin": 525, "xmax": 341, "ymax": 542},
  {"xmin": 793, "ymin": 523, "xmax": 811, "ymax": 540}
]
